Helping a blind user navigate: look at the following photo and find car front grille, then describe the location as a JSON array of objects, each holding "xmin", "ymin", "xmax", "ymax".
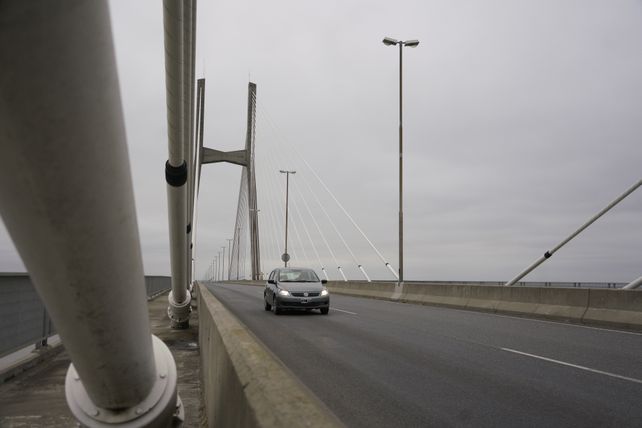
[{"xmin": 291, "ymin": 292, "xmax": 320, "ymax": 297}]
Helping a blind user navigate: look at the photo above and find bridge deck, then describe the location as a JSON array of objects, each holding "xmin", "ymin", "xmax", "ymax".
[{"xmin": 0, "ymin": 293, "xmax": 204, "ymax": 427}]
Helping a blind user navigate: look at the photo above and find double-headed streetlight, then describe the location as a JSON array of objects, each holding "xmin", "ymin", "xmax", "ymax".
[
  {"xmin": 279, "ymin": 170, "xmax": 296, "ymax": 267},
  {"xmin": 382, "ymin": 36, "xmax": 419, "ymax": 286}
]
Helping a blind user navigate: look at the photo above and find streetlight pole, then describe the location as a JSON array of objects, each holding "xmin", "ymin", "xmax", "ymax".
[
  {"xmin": 227, "ymin": 238, "xmax": 233, "ymax": 280},
  {"xmin": 221, "ymin": 246, "xmax": 226, "ymax": 282},
  {"xmin": 383, "ymin": 37, "xmax": 419, "ymax": 287},
  {"xmin": 279, "ymin": 170, "xmax": 296, "ymax": 267},
  {"xmin": 236, "ymin": 227, "xmax": 241, "ymax": 279}
]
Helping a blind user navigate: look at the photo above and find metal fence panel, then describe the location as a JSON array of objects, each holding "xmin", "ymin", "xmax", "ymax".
[
  {"xmin": 0, "ymin": 274, "xmax": 48, "ymax": 357},
  {"xmin": 1, "ymin": 274, "xmax": 171, "ymax": 357}
]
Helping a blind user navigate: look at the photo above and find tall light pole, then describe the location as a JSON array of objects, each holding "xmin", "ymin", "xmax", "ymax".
[
  {"xmin": 221, "ymin": 246, "xmax": 226, "ymax": 282},
  {"xmin": 227, "ymin": 238, "xmax": 233, "ymax": 280},
  {"xmin": 279, "ymin": 170, "xmax": 296, "ymax": 267},
  {"xmin": 382, "ymin": 36, "xmax": 419, "ymax": 287},
  {"xmin": 217, "ymin": 251, "xmax": 222, "ymax": 281},
  {"xmin": 236, "ymin": 227, "xmax": 241, "ymax": 279}
]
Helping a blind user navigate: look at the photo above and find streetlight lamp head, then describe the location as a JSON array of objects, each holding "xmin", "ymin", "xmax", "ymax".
[
  {"xmin": 404, "ymin": 39, "xmax": 420, "ymax": 48},
  {"xmin": 382, "ymin": 37, "xmax": 398, "ymax": 46},
  {"xmin": 279, "ymin": 170, "xmax": 286, "ymax": 173}
]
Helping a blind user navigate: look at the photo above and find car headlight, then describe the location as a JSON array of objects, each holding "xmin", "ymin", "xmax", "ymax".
[
  {"xmin": 278, "ymin": 289, "xmax": 290, "ymax": 296},
  {"xmin": 321, "ymin": 289, "xmax": 329, "ymax": 296}
]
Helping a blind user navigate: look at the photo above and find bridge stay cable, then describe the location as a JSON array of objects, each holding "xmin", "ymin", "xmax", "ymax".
[
  {"xmin": 505, "ymin": 178, "xmax": 642, "ymax": 287},
  {"xmin": 256, "ymin": 101, "xmax": 398, "ymax": 280},
  {"xmin": 295, "ymin": 175, "xmax": 371, "ymax": 282},
  {"xmin": 290, "ymin": 186, "xmax": 329, "ymax": 279}
]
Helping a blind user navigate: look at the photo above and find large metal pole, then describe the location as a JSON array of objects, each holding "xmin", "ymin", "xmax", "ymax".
[
  {"xmin": 164, "ymin": 0, "xmax": 193, "ymax": 328},
  {"xmin": 0, "ymin": 2, "xmax": 181, "ymax": 425},
  {"xmin": 398, "ymin": 42, "xmax": 404, "ymax": 287},
  {"xmin": 237, "ymin": 227, "xmax": 241, "ymax": 279},
  {"xmin": 221, "ymin": 246, "xmax": 226, "ymax": 281},
  {"xmin": 184, "ymin": 0, "xmax": 197, "ymax": 295},
  {"xmin": 227, "ymin": 238, "xmax": 233, "ymax": 280},
  {"xmin": 505, "ymin": 179, "xmax": 642, "ymax": 286},
  {"xmin": 285, "ymin": 173, "xmax": 290, "ymax": 267}
]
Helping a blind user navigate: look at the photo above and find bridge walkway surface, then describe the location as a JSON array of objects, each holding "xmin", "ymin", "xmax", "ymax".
[{"xmin": 0, "ymin": 293, "xmax": 204, "ymax": 427}]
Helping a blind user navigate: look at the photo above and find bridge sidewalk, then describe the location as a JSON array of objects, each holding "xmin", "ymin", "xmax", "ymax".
[{"xmin": 0, "ymin": 293, "xmax": 204, "ymax": 427}]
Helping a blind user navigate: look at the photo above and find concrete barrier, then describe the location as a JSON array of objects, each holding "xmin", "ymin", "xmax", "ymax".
[
  {"xmin": 197, "ymin": 283, "xmax": 342, "ymax": 428},
  {"xmin": 583, "ymin": 289, "xmax": 642, "ymax": 330},
  {"xmin": 326, "ymin": 281, "xmax": 396, "ymax": 300},
  {"xmin": 400, "ymin": 283, "xmax": 469, "ymax": 308},
  {"xmin": 465, "ymin": 284, "xmax": 501, "ymax": 313},
  {"xmin": 496, "ymin": 287, "xmax": 543, "ymax": 316},
  {"xmin": 533, "ymin": 288, "xmax": 590, "ymax": 321}
]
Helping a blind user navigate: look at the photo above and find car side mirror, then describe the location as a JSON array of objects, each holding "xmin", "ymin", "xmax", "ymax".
[
  {"xmin": 268, "ymin": 279, "xmax": 276, "ymax": 284},
  {"xmin": 321, "ymin": 279, "xmax": 328, "ymax": 284}
]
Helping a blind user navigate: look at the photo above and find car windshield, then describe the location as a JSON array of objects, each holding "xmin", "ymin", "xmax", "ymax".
[{"xmin": 278, "ymin": 269, "xmax": 320, "ymax": 282}]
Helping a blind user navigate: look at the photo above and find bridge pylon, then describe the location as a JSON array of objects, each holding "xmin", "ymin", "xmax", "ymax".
[{"xmin": 199, "ymin": 82, "xmax": 261, "ymax": 280}]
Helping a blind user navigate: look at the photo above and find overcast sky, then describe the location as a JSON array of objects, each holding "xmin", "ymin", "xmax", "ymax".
[{"xmin": 1, "ymin": 0, "xmax": 641, "ymax": 282}]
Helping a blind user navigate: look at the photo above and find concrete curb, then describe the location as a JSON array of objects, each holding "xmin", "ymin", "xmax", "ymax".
[
  {"xmin": 0, "ymin": 342, "xmax": 64, "ymax": 384},
  {"xmin": 197, "ymin": 283, "xmax": 343, "ymax": 428}
]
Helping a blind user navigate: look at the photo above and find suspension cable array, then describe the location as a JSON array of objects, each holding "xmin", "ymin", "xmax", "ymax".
[{"xmin": 251, "ymin": 102, "xmax": 397, "ymax": 281}]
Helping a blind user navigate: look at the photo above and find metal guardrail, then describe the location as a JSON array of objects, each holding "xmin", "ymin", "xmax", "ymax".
[
  {"xmin": 0, "ymin": 274, "xmax": 171, "ymax": 358},
  {"xmin": 360, "ymin": 280, "xmax": 627, "ymax": 289}
]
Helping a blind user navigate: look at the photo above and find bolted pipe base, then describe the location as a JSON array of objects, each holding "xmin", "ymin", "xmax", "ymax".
[
  {"xmin": 167, "ymin": 290, "xmax": 192, "ymax": 329},
  {"xmin": 65, "ymin": 335, "xmax": 184, "ymax": 427}
]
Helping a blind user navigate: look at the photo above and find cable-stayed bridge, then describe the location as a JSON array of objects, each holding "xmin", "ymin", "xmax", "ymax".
[
  {"xmin": 200, "ymin": 81, "xmax": 399, "ymax": 284},
  {"xmin": 1, "ymin": 2, "xmax": 641, "ymax": 427}
]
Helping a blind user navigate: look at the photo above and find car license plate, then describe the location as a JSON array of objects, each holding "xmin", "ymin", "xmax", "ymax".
[{"xmin": 301, "ymin": 299, "xmax": 309, "ymax": 304}]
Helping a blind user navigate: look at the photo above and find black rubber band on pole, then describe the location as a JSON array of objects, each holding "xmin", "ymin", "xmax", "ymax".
[
  {"xmin": 165, "ymin": 161, "xmax": 187, "ymax": 187},
  {"xmin": 544, "ymin": 251, "xmax": 552, "ymax": 259},
  {"xmin": 186, "ymin": 223, "xmax": 192, "ymax": 234}
]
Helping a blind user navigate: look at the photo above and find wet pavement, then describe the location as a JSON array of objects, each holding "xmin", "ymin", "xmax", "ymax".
[{"xmin": 0, "ymin": 292, "xmax": 204, "ymax": 427}]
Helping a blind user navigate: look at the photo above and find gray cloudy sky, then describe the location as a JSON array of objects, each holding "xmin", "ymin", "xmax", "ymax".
[{"xmin": 1, "ymin": 0, "xmax": 641, "ymax": 282}]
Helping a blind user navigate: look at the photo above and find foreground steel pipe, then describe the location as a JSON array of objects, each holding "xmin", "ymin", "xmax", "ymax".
[
  {"xmin": 505, "ymin": 179, "xmax": 642, "ymax": 286},
  {"xmin": 164, "ymin": 0, "xmax": 193, "ymax": 328},
  {"xmin": 184, "ymin": 0, "xmax": 197, "ymax": 294},
  {"xmin": 0, "ymin": 1, "xmax": 182, "ymax": 425}
]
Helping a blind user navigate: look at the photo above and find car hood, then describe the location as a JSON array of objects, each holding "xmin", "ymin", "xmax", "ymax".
[{"xmin": 278, "ymin": 282, "xmax": 324, "ymax": 292}]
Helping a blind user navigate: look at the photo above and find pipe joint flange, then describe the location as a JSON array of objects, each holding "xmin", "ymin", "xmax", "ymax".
[
  {"xmin": 65, "ymin": 335, "xmax": 184, "ymax": 427},
  {"xmin": 167, "ymin": 290, "xmax": 192, "ymax": 324}
]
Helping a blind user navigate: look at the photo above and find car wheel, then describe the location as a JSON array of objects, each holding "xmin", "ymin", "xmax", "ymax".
[
  {"xmin": 320, "ymin": 307, "xmax": 329, "ymax": 315},
  {"xmin": 264, "ymin": 297, "xmax": 272, "ymax": 311}
]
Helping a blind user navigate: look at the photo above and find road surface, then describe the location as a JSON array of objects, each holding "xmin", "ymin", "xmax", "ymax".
[{"xmin": 205, "ymin": 282, "xmax": 642, "ymax": 427}]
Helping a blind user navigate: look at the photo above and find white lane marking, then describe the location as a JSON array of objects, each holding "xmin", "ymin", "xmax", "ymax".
[
  {"xmin": 501, "ymin": 348, "xmax": 642, "ymax": 385},
  {"xmin": 332, "ymin": 307, "xmax": 358, "ymax": 315}
]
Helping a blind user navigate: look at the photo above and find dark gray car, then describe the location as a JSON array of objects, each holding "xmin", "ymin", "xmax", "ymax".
[{"xmin": 264, "ymin": 267, "xmax": 330, "ymax": 315}]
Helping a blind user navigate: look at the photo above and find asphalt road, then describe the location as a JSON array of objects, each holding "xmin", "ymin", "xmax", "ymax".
[{"xmin": 205, "ymin": 282, "xmax": 642, "ymax": 428}]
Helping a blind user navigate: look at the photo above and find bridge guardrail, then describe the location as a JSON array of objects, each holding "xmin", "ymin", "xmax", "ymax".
[{"xmin": 0, "ymin": 274, "xmax": 171, "ymax": 359}]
